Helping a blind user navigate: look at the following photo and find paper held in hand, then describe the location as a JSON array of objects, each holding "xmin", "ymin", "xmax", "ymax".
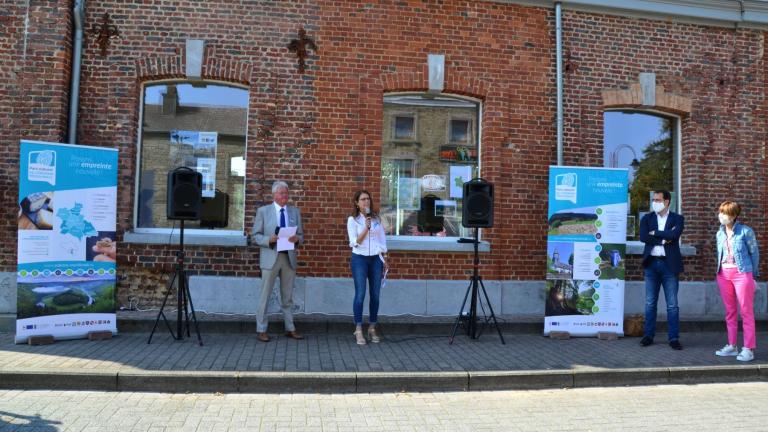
[{"xmin": 277, "ymin": 226, "xmax": 297, "ymax": 252}]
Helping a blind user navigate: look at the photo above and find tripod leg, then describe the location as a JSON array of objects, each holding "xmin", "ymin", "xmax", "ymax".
[
  {"xmin": 183, "ymin": 276, "xmax": 204, "ymax": 346},
  {"xmin": 449, "ymin": 279, "xmax": 474, "ymax": 344},
  {"xmin": 478, "ymin": 278, "xmax": 505, "ymax": 345},
  {"xmin": 148, "ymin": 270, "xmax": 178, "ymax": 344},
  {"xmin": 181, "ymin": 270, "xmax": 190, "ymax": 337}
]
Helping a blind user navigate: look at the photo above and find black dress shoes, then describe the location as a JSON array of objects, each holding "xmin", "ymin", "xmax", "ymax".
[
  {"xmin": 669, "ymin": 340, "xmax": 683, "ymax": 350},
  {"xmin": 639, "ymin": 336, "xmax": 654, "ymax": 346}
]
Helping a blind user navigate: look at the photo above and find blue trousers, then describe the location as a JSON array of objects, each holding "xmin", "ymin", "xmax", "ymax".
[
  {"xmin": 351, "ymin": 254, "xmax": 383, "ymax": 325},
  {"xmin": 643, "ymin": 257, "xmax": 680, "ymax": 341}
]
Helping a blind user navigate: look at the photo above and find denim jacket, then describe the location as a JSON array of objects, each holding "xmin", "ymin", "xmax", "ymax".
[{"xmin": 716, "ymin": 222, "xmax": 760, "ymax": 277}]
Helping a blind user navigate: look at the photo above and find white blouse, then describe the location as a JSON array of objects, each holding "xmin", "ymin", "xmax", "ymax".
[{"xmin": 347, "ymin": 214, "xmax": 387, "ymax": 256}]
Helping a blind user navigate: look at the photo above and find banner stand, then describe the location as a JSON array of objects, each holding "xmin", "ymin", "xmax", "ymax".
[
  {"xmin": 16, "ymin": 140, "xmax": 118, "ymax": 344},
  {"xmin": 544, "ymin": 166, "xmax": 629, "ymax": 338}
]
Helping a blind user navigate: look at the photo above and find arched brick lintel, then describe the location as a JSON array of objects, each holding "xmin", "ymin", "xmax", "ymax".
[
  {"xmin": 602, "ymin": 83, "xmax": 692, "ymax": 117},
  {"xmin": 135, "ymin": 55, "xmax": 253, "ymax": 85},
  {"xmin": 378, "ymin": 67, "xmax": 489, "ymax": 100}
]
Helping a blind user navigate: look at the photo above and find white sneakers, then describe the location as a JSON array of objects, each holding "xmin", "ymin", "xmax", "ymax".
[
  {"xmin": 716, "ymin": 344, "xmax": 754, "ymax": 361},
  {"xmin": 715, "ymin": 344, "xmax": 738, "ymax": 356},
  {"xmin": 737, "ymin": 348, "xmax": 755, "ymax": 362}
]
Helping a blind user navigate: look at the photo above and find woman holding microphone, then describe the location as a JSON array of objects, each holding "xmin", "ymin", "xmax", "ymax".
[{"xmin": 347, "ymin": 190, "xmax": 388, "ymax": 345}]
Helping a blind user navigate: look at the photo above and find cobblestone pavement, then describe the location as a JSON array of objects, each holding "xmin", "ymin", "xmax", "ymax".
[
  {"xmin": 0, "ymin": 382, "xmax": 762, "ymax": 431},
  {"xmin": 0, "ymin": 331, "xmax": 766, "ymax": 373}
]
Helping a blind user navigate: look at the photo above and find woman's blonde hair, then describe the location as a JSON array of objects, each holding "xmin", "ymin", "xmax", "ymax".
[{"xmin": 718, "ymin": 201, "xmax": 741, "ymax": 218}]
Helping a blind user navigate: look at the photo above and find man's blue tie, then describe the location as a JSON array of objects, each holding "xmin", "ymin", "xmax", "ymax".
[{"xmin": 280, "ymin": 208, "xmax": 286, "ymax": 228}]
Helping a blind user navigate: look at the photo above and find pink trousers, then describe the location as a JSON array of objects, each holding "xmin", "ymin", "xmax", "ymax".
[{"xmin": 716, "ymin": 267, "xmax": 756, "ymax": 349}]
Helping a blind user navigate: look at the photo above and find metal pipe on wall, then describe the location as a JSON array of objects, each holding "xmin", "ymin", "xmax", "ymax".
[
  {"xmin": 555, "ymin": 1, "xmax": 563, "ymax": 166},
  {"xmin": 67, "ymin": 0, "xmax": 85, "ymax": 144}
]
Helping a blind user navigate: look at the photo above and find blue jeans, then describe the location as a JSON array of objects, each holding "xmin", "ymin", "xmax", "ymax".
[
  {"xmin": 351, "ymin": 254, "xmax": 383, "ymax": 325},
  {"xmin": 643, "ymin": 258, "xmax": 680, "ymax": 341}
]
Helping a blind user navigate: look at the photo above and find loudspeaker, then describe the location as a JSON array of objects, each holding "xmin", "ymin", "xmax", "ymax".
[
  {"xmin": 200, "ymin": 191, "xmax": 229, "ymax": 228},
  {"xmin": 167, "ymin": 167, "xmax": 202, "ymax": 220},
  {"xmin": 417, "ymin": 194, "xmax": 444, "ymax": 234},
  {"xmin": 462, "ymin": 178, "xmax": 494, "ymax": 228}
]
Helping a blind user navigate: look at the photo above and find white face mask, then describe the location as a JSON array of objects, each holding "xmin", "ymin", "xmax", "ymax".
[
  {"xmin": 651, "ymin": 201, "xmax": 666, "ymax": 214},
  {"xmin": 718, "ymin": 213, "xmax": 733, "ymax": 226}
]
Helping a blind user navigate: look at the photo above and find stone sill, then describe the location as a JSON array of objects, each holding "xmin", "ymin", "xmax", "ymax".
[
  {"xmin": 626, "ymin": 241, "xmax": 696, "ymax": 256},
  {"xmin": 123, "ymin": 230, "xmax": 248, "ymax": 247},
  {"xmin": 387, "ymin": 236, "xmax": 491, "ymax": 253}
]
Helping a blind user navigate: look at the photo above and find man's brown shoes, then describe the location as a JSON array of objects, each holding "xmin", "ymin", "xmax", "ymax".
[
  {"xmin": 284, "ymin": 331, "xmax": 304, "ymax": 340},
  {"xmin": 257, "ymin": 332, "xmax": 270, "ymax": 342}
]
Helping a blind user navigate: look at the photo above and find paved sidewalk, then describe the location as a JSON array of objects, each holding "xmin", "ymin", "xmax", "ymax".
[{"xmin": 1, "ymin": 324, "xmax": 767, "ymax": 393}]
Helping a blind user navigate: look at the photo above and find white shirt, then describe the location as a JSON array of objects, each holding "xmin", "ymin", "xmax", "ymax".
[
  {"xmin": 347, "ymin": 214, "xmax": 387, "ymax": 256},
  {"xmin": 273, "ymin": 202, "xmax": 288, "ymax": 227},
  {"xmin": 650, "ymin": 211, "xmax": 668, "ymax": 257}
]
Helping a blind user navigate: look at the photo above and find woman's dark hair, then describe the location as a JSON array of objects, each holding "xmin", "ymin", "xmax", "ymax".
[{"xmin": 351, "ymin": 190, "xmax": 377, "ymax": 218}]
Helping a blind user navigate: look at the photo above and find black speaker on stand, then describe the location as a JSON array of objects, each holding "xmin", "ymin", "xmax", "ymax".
[
  {"xmin": 449, "ymin": 178, "xmax": 505, "ymax": 345},
  {"xmin": 148, "ymin": 167, "xmax": 203, "ymax": 346}
]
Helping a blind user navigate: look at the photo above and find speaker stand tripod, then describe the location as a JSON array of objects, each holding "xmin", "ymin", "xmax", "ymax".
[
  {"xmin": 449, "ymin": 228, "xmax": 505, "ymax": 344},
  {"xmin": 148, "ymin": 220, "xmax": 203, "ymax": 345}
]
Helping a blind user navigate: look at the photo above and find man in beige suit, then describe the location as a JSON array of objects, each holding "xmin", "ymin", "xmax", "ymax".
[{"xmin": 251, "ymin": 181, "xmax": 304, "ymax": 342}]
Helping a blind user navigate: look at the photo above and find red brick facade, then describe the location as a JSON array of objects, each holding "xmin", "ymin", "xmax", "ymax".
[{"xmin": 1, "ymin": 1, "xmax": 765, "ymax": 305}]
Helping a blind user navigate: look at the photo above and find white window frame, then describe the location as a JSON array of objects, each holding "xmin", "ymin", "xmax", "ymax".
[
  {"xmin": 126, "ymin": 79, "xmax": 250, "ymax": 246},
  {"xmin": 604, "ymin": 108, "xmax": 690, "ymax": 255},
  {"xmin": 383, "ymin": 92, "xmax": 486, "ymax": 252}
]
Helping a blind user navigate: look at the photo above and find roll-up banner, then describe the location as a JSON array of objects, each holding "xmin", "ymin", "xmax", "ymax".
[
  {"xmin": 16, "ymin": 140, "xmax": 118, "ymax": 343},
  {"xmin": 545, "ymin": 166, "xmax": 628, "ymax": 337}
]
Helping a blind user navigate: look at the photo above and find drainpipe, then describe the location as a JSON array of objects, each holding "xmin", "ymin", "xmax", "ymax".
[
  {"xmin": 555, "ymin": 1, "xmax": 563, "ymax": 166},
  {"xmin": 68, "ymin": 0, "xmax": 85, "ymax": 144}
]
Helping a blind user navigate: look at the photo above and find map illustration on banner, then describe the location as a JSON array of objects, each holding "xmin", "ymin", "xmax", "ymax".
[
  {"xmin": 545, "ymin": 166, "xmax": 628, "ymax": 337},
  {"xmin": 16, "ymin": 140, "xmax": 118, "ymax": 343}
]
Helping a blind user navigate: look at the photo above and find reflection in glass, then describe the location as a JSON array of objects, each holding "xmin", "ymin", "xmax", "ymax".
[
  {"xmin": 382, "ymin": 95, "xmax": 479, "ymax": 238},
  {"xmin": 604, "ymin": 111, "xmax": 674, "ymax": 238},
  {"xmin": 138, "ymin": 82, "xmax": 248, "ymax": 231}
]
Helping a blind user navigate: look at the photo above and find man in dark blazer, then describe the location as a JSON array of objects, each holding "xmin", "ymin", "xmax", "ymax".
[
  {"xmin": 639, "ymin": 190, "xmax": 684, "ymax": 350},
  {"xmin": 251, "ymin": 181, "xmax": 304, "ymax": 342}
]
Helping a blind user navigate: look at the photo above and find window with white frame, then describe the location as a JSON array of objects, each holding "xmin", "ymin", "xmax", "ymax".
[
  {"xmin": 136, "ymin": 82, "xmax": 248, "ymax": 232},
  {"xmin": 603, "ymin": 111, "xmax": 678, "ymax": 239},
  {"xmin": 382, "ymin": 94, "xmax": 480, "ymax": 238}
]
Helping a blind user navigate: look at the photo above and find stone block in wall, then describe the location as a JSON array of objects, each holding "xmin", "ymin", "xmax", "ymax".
[
  {"xmin": 426, "ymin": 279, "xmax": 501, "ymax": 316},
  {"xmin": 0, "ymin": 272, "xmax": 16, "ymax": 314},
  {"xmin": 500, "ymin": 281, "xmax": 546, "ymax": 315},
  {"xmin": 189, "ymin": 275, "xmax": 305, "ymax": 315}
]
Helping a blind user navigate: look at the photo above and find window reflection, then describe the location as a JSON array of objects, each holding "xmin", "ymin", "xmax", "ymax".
[
  {"xmin": 604, "ymin": 111, "xmax": 675, "ymax": 238},
  {"xmin": 138, "ymin": 82, "xmax": 248, "ymax": 231}
]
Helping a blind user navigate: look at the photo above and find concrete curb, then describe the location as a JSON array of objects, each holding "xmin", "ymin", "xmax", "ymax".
[{"xmin": 1, "ymin": 366, "xmax": 766, "ymax": 393}]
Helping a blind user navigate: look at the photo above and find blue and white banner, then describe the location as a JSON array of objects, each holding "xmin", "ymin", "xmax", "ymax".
[
  {"xmin": 545, "ymin": 166, "xmax": 628, "ymax": 337},
  {"xmin": 16, "ymin": 140, "xmax": 118, "ymax": 343}
]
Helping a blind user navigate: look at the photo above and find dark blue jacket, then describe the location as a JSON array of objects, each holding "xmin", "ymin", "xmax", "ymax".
[{"xmin": 640, "ymin": 211, "xmax": 685, "ymax": 274}]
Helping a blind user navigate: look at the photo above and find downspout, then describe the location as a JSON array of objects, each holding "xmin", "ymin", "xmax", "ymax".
[
  {"xmin": 68, "ymin": 0, "xmax": 85, "ymax": 144},
  {"xmin": 555, "ymin": 1, "xmax": 564, "ymax": 166}
]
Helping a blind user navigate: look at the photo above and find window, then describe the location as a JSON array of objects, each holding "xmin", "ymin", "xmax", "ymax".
[
  {"xmin": 449, "ymin": 118, "xmax": 471, "ymax": 144},
  {"xmin": 136, "ymin": 82, "xmax": 248, "ymax": 232},
  {"xmin": 603, "ymin": 111, "xmax": 678, "ymax": 239},
  {"xmin": 393, "ymin": 116, "xmax": 416, "ymax": 141},
  {"xmin": 381, "ymin": 94, "xmax": 480, "ymax": 238}
]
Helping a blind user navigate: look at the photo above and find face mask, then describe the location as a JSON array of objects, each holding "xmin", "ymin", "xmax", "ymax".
[
  {"xmin": 651, "ymin": 201, "xmax": 666, "ymax": 214},
  {"xmin": 718, "ymin": 213, "xmax": 732, "ymax": 226}
]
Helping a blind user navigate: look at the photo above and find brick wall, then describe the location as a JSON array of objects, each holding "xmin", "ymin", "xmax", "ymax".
[
  {"xmin": 1, "ymin": 1, "xmax": 766, "ymax": 306},
  {"xmin": 560, "ymin": 10, "xmax": 767, "ymax": 280},
  {"xmin": 0, "ymin": 0, "xmax": 73, "ymax": 269}
]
